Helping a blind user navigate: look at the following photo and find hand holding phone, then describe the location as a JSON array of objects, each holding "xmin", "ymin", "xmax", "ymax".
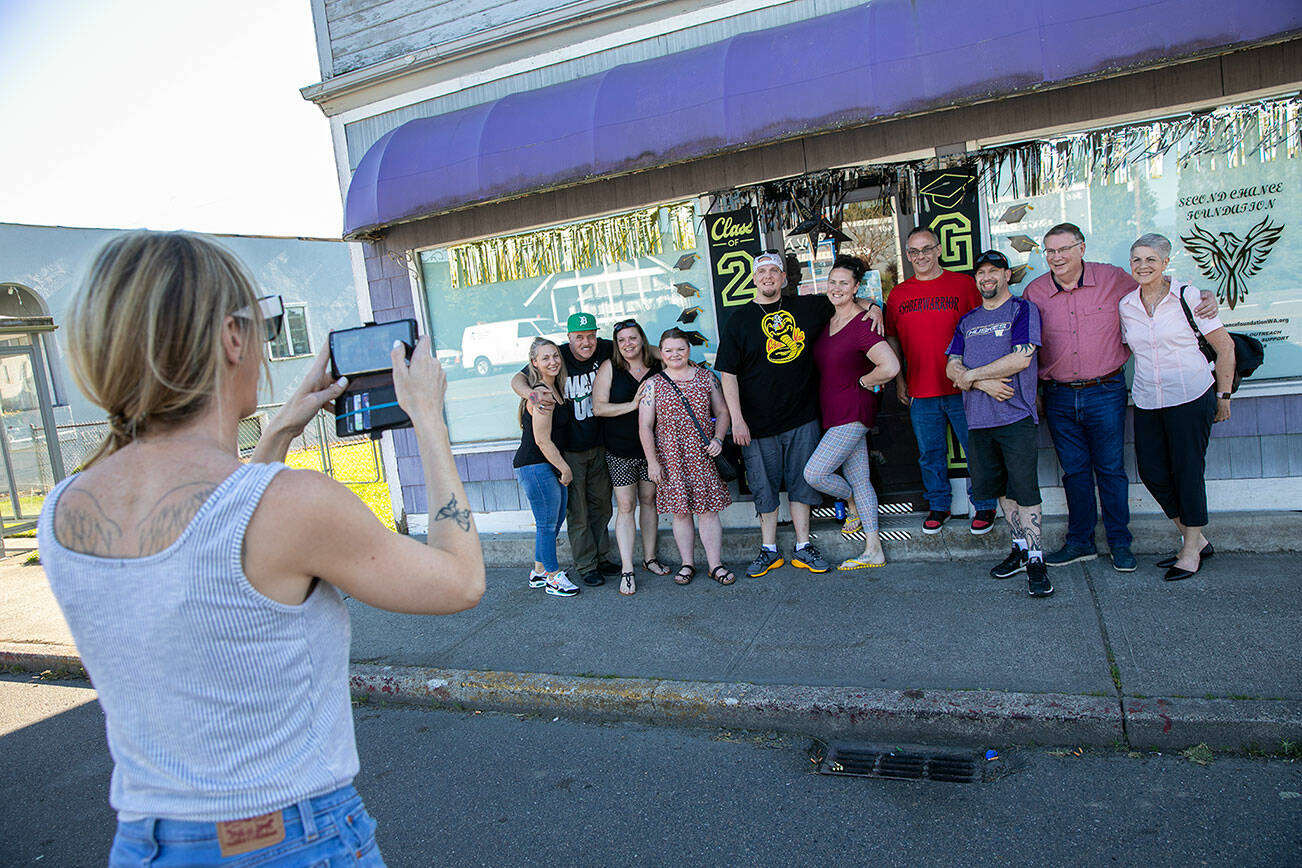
[
  {"xmin": 328, "ymin": 319, "xmax": 419, "ymax": 436},
  {"xmin": 391, "ymin": 335, "xmax": 446, "ymax": 428}
]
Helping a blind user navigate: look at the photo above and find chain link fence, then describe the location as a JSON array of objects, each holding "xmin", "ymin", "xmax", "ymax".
[{"xmin": 55, "ymin": 405, "xmax": 384, "ymax": 486}]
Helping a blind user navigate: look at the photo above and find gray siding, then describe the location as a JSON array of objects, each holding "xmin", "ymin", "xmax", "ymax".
[{"xmin": 324, "ymin": 0, "xmax": 620, "ymax": 77}]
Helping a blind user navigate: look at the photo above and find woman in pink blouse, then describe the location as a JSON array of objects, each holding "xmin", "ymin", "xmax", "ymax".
[{"xmin": 1119, "ymin": 233, "xmax": 1236, "ymax": 581}]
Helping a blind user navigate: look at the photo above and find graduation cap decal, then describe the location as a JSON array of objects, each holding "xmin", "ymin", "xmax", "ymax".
[
  {"xmin": 683, "ymin": 331, "xmax": 710, "ymax": 348},
  {"xmin": 1009, "ymin": 264, "xmax": 1032, "ymax": 284},
  {"xmin": 674, "ymin": 282, "xmax": 702, "ymax": 298},
  {"xmin": 674, "ymin": 252, "xmax": 700, "ymax": 270},
  {"xmin": 918, "ymin": 172, "xmax": 976, "ymax": 210},
  {"xmin": 677, "ymin": 306, "xmax": 703, "ymax": 324},
  {"xmin": 999, "ymin": 203, "xmax": 1033, "ymax": 224},
  {"xmin": 1006, "ymin": 234, "xmax": 1039, "ymax": 253}
]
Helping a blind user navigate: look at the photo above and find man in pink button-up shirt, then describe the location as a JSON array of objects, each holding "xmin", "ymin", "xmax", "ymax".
[{"xmin": 1024, "ymin": 223, "xmax": 1216, "ymax": 573}]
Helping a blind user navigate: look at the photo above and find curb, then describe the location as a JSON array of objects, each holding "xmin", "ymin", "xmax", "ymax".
[
  {"xmin": 7, "ymin": 646, "xmax": 1299, "ymax": 752},
  {"xmin": 347, "ymin": 663, "xmax": 1302, "ymax": 752}
]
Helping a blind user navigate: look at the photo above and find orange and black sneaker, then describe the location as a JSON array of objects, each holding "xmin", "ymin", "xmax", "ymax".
[
  {"xmin": 746, "ymin": 548, "xmax": 784, "ymax": 577},
  {"xmin": 790, "ymin": 543, "xmax": 830, "ymax": 573}
]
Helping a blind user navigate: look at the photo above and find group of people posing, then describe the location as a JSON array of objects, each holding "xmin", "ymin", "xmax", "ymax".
[{"xmin": 512, "ymin": 221, "xmax": 1234, "ymax": 600}]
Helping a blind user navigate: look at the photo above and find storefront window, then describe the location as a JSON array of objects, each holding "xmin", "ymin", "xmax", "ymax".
[
  {"xmin": 984, "ymin": 103, "xmax": 1302, "ymax": 381},
  {"xmin": 418, "ymin": 202, "xmax": 714, "ymax": 444}
]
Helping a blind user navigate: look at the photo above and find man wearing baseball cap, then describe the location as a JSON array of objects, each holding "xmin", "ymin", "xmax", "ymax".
[
  {"xmin": 715, "ymin": 251, "xmax": 881, "ymax": 579},
  {"xmin": 511, "ymin": 311, "xmax": 619, "ymax": 587},
  {"xmin": 945, "ymin": 250, "xmax": 1049, "ymax": 596}
]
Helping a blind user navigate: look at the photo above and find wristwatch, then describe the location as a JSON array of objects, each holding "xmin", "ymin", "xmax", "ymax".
[{"xmin": 1218, "ymin": 392, "xmax": 1232, "ymax": 400}]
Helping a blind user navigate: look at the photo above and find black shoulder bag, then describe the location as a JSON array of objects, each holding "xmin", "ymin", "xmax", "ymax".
[
  {"xmin": 656, "ymin": 372, "xmax": 738, "ymax": 483},
  {"xmin": 1174, "ymin": 287, "xmax": 1264, "ymax": 393}
]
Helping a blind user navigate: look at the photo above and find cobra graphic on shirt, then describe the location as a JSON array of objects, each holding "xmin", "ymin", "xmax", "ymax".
[{"xmin": 761, "ymin": 310, "xmax": 805, "ymax": 364}]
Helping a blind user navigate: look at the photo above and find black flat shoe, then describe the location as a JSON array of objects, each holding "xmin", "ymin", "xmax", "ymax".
[
  {"xmin": 1156, "ymin": 543, "xmax": 1214, "ymax": 569},
  {"xmin": 1163, "ymin": 564, "xmax": 1199, "ymax": 581}
]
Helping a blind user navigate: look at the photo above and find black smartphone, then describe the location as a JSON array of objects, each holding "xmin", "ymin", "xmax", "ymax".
[
  {"xmin": 329, "ymin": 319, "xmax": 418, "ymax": 379},
  {"xmin": 328, "ymin": 319, "xmax": 418, "ymax": 437}
]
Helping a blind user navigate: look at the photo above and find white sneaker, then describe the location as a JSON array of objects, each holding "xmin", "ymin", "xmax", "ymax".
[
  {"xmin": 528, "ymin": 570, "xmax": 547, "ymax": 589},
  {"xmin": 545, "ymin": 570, "xmax": 580, "ymax": 597}
]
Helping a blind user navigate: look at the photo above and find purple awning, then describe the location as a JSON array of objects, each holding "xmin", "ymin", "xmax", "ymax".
[{"xmin": 344, "ymin": 0, "xmax": 1301, "ymax": 237}]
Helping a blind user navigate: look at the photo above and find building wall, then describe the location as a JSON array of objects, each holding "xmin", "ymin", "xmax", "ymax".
[
  {"xmin": 309, "ymin": 2, "xmax": 1302, "ymax": 526},
  {"xmin": 0, "ymin": 223, "xmax": 363, "ymax": 425}
]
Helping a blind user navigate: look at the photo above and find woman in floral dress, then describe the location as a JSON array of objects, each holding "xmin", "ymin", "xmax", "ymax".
[{"xmin": 638, "ymin": 328, "xmax": 734, "ymax": 585}]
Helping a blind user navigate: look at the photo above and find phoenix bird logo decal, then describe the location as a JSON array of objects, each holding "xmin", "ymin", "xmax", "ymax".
[{"xmin": 1180, "ymin": 217, "xmax": 1283, "ymax": 309}]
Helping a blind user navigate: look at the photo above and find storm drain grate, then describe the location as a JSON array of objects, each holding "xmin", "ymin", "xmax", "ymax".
[{"xmin": 817, "ymin": 743, "xmax": 979, "ymax": 783}]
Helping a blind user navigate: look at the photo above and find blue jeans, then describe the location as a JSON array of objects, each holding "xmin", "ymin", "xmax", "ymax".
[
  {"xmin": 516, "ymin": 463, "xmax": 568, "ymax": 572},
  {"xmin": 909, "ymin": 394, "xmax": 996, "ymax": 513},
  {"xmin": 109, "ymin": 785, "xmax": 384, "ymax": 866},
  {"xmin": 1042, "ymin": 377, "xmax": 1133, "ymax": 550}
]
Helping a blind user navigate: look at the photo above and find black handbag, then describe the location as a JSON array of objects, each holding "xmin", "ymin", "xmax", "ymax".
[
  {"xmin": 657, "ymin": 372, "xmax": 738, "ymax": 483},
  {"xmin": 1175, "ymin": 289, "xmax": 1265, "ymax": 393}
]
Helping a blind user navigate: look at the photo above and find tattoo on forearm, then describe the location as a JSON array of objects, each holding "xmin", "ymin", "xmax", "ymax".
[
  {"xmin": 434, "ymin": 494, "xmax": 473, "ymax": 532},
  {"xmin": 1014, "ymin": 343, "xmax": 1036, "ymax": 357}
]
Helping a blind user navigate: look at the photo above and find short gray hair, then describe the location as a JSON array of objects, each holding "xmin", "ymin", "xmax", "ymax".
[{"xmin": 1130, "ymin": 233, "xmax": 1171, "ymax": 258}]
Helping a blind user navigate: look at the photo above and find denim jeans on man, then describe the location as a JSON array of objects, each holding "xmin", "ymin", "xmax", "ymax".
[
  {"xmin": 515, "ymin": 463, "xmax": 569, "ymax": 572},
  {"xmin": 109, "ymin": 785, "xmax": 384, "ymax": 866},
  {"xmin": 909, "ymin": 393, "xmax": 996, "ymax": 513},
  {"xmin": 1041, "ymin": 376, "xmax": 1132, "ymax": 551}
]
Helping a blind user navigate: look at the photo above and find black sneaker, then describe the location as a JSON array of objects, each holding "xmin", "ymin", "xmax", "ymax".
[
  {"xmin": 990, "ymin": 546, "xmax": 1028, "ymax": 579},
  {"xmin": 597, "ymin": 560, "xmax": 622, "ymax": 577},
  {"xmin": 581, "ymin": 570, "xmax": 605, "ymax": 587},
  {"xmin": 1027, "ymin": 559, "xmax": 1053, "ymax": 597},
  {"xmin": 922, "ymin": 510, "xmax": 950, "ymax": 535}
]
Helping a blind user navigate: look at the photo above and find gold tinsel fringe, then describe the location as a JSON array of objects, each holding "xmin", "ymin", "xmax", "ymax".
[{"xmin": 448, "ymin": 203, "xmax": 697, "ymax": 288}]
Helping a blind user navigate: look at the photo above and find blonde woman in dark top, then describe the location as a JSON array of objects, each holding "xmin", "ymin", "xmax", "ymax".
[{"xmin": 513, "ymin": 337, "xmax": 581, "ymax": 596}]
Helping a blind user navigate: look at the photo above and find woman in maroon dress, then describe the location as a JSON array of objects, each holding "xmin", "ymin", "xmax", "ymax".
[{"xmin": 638, "ymin": 328, "xmax": 734, "ymax": 585}]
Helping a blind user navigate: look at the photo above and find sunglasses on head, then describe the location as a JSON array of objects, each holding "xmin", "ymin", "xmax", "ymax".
[
  {"xmin": 233, "ymin": 294, "xmax": 284, "ymax": 343},
  {"xmin": 613, "ymin": 319, "xmax": 639, "ymax": 333}
]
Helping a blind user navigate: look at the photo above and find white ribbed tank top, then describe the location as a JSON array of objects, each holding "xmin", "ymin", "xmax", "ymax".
[{"xmin": 38, "ymin": 462, "xmax": 358, "ymax": 821}]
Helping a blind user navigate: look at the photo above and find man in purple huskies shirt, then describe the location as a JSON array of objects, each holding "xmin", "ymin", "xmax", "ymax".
[{"xmin": 945, "ymin": 251, "xmax": 1052, "ymax": 598}]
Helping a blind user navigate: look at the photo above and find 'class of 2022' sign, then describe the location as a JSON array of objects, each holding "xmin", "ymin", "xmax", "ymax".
[{"xmin": 705, "ymin": 207, "xmax": 764, "ymax": 336}]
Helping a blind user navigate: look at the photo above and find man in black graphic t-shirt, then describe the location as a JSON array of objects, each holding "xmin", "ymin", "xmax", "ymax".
[
  {"xmin": 511, "ymin": 312, "xmax": 616, "ymax": 587},
  {"xmin": 715, "ymin": 252, "xmax": 881, "ymax": 579}
]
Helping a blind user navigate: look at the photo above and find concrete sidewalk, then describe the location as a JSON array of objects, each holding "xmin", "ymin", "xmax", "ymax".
[{"xmin": 4, "ymin": 514, "xmax": 1300, "ymax": 751}]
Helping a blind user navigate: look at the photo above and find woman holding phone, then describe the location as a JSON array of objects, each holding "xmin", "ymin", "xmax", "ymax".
[
  {"xmin": 39, "ymin": 231, "xmax": 484, "ymax": 865},
  {"xmin": 513, "ymin": 337, "xmax": 581, "ymax": 597}
]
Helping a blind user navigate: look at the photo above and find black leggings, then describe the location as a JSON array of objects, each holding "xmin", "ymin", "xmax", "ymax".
[{"xmin": 1132, "ymin": 386, "xmax": 1215, "ymax": 527}]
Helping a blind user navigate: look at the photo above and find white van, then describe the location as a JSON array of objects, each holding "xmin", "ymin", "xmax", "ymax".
[{"xmin": 461, "ymin": 318, "xmax": 566, "ymax": 376}]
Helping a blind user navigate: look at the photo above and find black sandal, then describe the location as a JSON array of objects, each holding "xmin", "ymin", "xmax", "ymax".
[
  {"xmin": 642, "ymin": 557, "xmax": 671, "ymax": 576},
  {"xmin": 708, "ymin": 564, "xmax": 736, "ymax": 585},
  {"xmin": 674, "ymin": 564, "xmax": 696, "ymax": 585},
  {"xmin": 619, "ymin": 571, "xmax": 636, "ymax": 596}
]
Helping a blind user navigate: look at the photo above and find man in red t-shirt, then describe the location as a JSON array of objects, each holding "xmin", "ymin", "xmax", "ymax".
[{"xmin": 884, "ymin": 227, "xmax": 996, "ymax": 535}]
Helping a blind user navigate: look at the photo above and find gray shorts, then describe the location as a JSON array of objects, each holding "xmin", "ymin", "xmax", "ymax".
[{"xmin": 740, "ymin": 418, "xmax": 823, "ymax": 514}]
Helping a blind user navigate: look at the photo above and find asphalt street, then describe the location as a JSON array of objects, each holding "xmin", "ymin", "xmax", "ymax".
[{"xmin": 3, "ymin": 675, "xmax": 1299, "ymax": 867}]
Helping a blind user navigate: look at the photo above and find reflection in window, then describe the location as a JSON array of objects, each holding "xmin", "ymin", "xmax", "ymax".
[
  {"xmin": 269, "ymin": 305, "xmax": 311, "ymax": 360},
  {"xmin": 419, "ymin": 202, "xmax": 713, "ymax": 444}
]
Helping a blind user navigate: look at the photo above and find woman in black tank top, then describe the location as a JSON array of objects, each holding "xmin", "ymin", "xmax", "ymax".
[
  {"xmin": 512, "ymin": 338, "xmax": 581, "ymax": 597},
  {"xmin": 593, "ymin": 319, "xmax": 666, "ymax": 595}
]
